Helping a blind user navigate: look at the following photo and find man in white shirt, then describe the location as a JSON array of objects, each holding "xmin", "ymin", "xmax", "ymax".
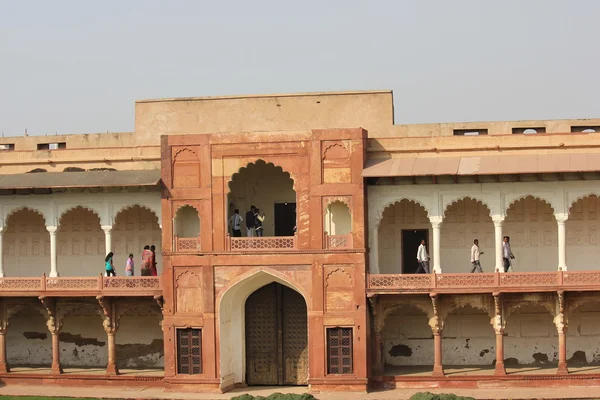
[
  {"xmin": 470, "ymin": 238, "xmax": 484, "ymax": 273},
  {"xmin": 415, "ymin": 239, "xmax": 430, "ymax": 274},
  {"xmin": 502, "ymin": 236, "xmax": 515, "ymax": 272},
  {"xmin": 228, "ymin": 209, "xmax": 243, "ymax": 237}
]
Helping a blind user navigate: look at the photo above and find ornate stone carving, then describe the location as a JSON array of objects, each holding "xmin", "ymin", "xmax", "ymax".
[
  {"xmin": 39, "ymin": 297, "xmax": 62, "ymax": 334},
  {"xmin": 429, "ymin": 294, "xmax": 442, "ymax": 334}
]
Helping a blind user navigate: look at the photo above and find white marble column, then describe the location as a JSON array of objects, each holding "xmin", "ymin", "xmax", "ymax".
[
  {"xmin": 492, "ymin": 215, "xmax": 505, "ymax": 273},
  {"xmin": 372, "ymin": 228, "xmax": 380, "ymax": 274},
  {"xmin": 555, "ymin": 213, "xmax": 568, "ymax": 271},
  {"xmin": 101, "ymin": 225, "xmax": 112, "ymax": 255},
  {"xmin": 430, "ymin": 216, "xmax": 443, "ymax": 273},
  {"xmin": 46, "ymin": 226, "xmax": 58, "ymax": 277},
  {"xmin": 0, "ymin": 227, "xmax": 4, "ymax": 278}
]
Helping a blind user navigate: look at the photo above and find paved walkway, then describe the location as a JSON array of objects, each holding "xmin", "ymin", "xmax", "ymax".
[{"xmin": 2, "ymin": 384, "xmax": 600, "ymax": 400}]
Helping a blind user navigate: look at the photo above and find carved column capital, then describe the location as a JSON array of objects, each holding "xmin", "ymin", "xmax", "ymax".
[
  {"xmin": 96, "ymin": 296, "xmax": 118, "ymax": 335},
  {"xmin": 39, "ymin": 296, "xmax": 61, "ymax": 334},
  {"xmin": 45, "ymin": 226, "xmax": 58, "ymax": 235},
  {"xmin": 101, "ymin": 225, "xmax": 113, "ymax": 234},
  {"xmin": 153, "ymin": 295, "xmax": 164, "ymax": 312},
  {"xmin": 429, "ymin": 216, "xmax": 443, "ymax": 228},
  {"xmin": 491, "ymin": 215, "xmax": 505, "ymax": 226}
]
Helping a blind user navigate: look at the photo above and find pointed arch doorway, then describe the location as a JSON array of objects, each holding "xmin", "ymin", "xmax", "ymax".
[{"xmin": 245, "ymin": 282, "xmax": 308, "ymax": 385}]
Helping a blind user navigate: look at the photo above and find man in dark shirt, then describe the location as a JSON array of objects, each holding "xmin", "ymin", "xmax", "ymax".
[{"xmin": 245, "ymin": 205, "xmax": 256, "ymax": 237}]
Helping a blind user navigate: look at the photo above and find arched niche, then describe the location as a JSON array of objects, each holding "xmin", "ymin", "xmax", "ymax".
[
  {"xmin": 504, "ymin": 196, "xmax": 557, "ymax": 272},
  {"xmin": 227, "ymin": 160, "xmax": 296, "ymax": 237},
  {"xmin": 3, "ymin": 207, "xmax": 49, "ymax": 277},
  {"xmin": 378, "ymin": 199, "xmax": 430, "ymax": 274},
  {"xmin": 57, "ymin": 206, "xmax": 103, "ymax": 276},
  {"xmin": 441, "ymin": 197, "xmax": 493, "ymax": 273}
]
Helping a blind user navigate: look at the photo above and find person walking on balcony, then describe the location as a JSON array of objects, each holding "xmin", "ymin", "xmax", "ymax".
[
  {"xmin": 150, "ymin": 245, "xmax": 158, "ymax": 276},
  {"xmin": 415, "ymin": 239, "xmax": 430, "ymax": 274},
  {"xmin": 470, "ymin": 239, "xmax": 484, "ymax": 273},
  {"xmin": 141, "ymin": 245, "xmax": 152, "ymax": 276},
  {"xmin": 229, "ymin": 209, "xmax": 243, "ymax": 237},
  {"xmin": 502, "ymin": 236, "xmax": 515, "ymax": 273},
  {"xmin": 125, "ymin": 253, "xmax": 134, "ymax": 276},
  {"xmin": 246, "ymin": 206, "xmax": 256, "ymax": 237},
  {"xmin": 254, "ymin": 209, "xmax": 265, "ymax": 237},
  {"xmin": 105, "ymin": 252, "xmax": 116, "ymax": 277}
]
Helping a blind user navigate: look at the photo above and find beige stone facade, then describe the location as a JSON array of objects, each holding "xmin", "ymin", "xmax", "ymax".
[{"xmin": 1, "ymin": 90, "xmax": 600, "ymax": 391}]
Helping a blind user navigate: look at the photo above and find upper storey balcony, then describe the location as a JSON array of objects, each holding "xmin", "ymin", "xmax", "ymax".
[{"xmin": 163, "ymin": 129, "xmax": 366, "ymax": 255}]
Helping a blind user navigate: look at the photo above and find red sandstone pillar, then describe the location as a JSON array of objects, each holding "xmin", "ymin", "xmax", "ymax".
[
  {"xmin": 432, "ymin": 332, "xmax": 444, "ymax": 376},
  {"xmin": 373, "ymin": 329, "xmax": 384, "ymax": 375},
  {"xmin": 557, "ymin": 329, "xmax": 568, "ymax": 375},
  {"xmin": 0, "ymin": 332, "xmax": 8, "ymax": 373},
  {"xmin": 51, "ymin": 332, "xmax": 62, "ymax": 374},
  {"xmin": 106, "ymin": 332, "xmax": 119, "ymax": 375},
  {"xmin": 494, "ymin": 331, "xmax": 506, "ymax": 375}
]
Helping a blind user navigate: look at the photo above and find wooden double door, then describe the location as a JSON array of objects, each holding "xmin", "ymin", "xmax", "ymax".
[{"xmin": 245, "ymin": 282, "xmax": 308, "ymax": 385}]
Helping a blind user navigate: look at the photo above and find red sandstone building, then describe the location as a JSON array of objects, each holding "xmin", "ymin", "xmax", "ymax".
[{"xmin": 1, "ymin": 91, "xmax": 600, "ymax": 392}]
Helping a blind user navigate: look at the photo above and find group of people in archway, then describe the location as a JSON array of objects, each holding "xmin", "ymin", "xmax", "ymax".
[
  {"xmin": 104, "ymin": 245, "xmax": 158, "ymax": 277},
  {"xmin": 415, "ymin": 236, "xmax": 516, "ymax": 273},
  {"xmin": 229, "ymin": 206, "xmax": 266, "ymax": 237}
]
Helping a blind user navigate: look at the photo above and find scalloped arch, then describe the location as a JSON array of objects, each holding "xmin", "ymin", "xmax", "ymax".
[
  {"xmin": 174, "ymin": 203, "xmax": 201, "ymax": 215},
  {"xmin": 443, "ymin": 303, "xmax": 494, "ymax": 320},
  {"xmin": 5, "ymin": 206, "xmax": 47, "ymax": 225},
  {"xmin": 173, "ymin": 148, "xmax": 199, "ymax": 162},
  {"xmin": 567, "ymin": 298, "xmax": 600, "ymax": 314},
  {"xmin": 506, "ymin": 195, "xmax": 556, "ymax": 216},
  {"xmin": 443, "ymin": 196, "xmax": 493, "ymax": 218},
  {"xmin": 382, "ymin": 302, "xmax": 433, "ymax": 324},
  {"xmin": 323, "ymin": 142, "xmax": 350, "ymax": 160},
  {"xmin": 116, "ymin": 303, "xmax": 162, "ymax": 323},
  {"xmin": 227, "ymin": 159, "xmax": 296, "ymax": 194},
  {"xmin": 59, "ymin": 205, "xmax": 102, "ymax": 225},
  {"xmin": 569, "ymin": 193, "xmax": 600, "ymax": 214},
  {"xmin": 376, "ymin": 198, "xmax": 430, "ymax": 229},
  {"xmin": 113, "ymin": 204, "xmax": 160, "ymax": 225},
  {"xmin": 59, "ymin": 302, "xmax": 103, "ymax": 322},
  {"xmin": 6, "ymin": 303, "xmax": 47, "ymax": 323},
  {"xmin": 505, "ymin": 300, "xmax": 556, "ymax": 320}
]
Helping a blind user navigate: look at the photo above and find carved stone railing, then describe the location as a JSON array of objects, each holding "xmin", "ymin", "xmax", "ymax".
[
  {"xmin": 175, "ymin": 234, "xmax": 201, "ymax": 252},
  {"xmin": 226, "ymin": 234, "xmax": 297, "ymax": 251},
  {"xmin": 367, "ymin": 271, "xmax": 600, "ymax": 293},
  {"xmin": 0, "ymin": 274, "xmax": 162, "ymax": 295},
  {"xmin": 324, "ymin": 233, "xmax": 352, "ymax": 249}
]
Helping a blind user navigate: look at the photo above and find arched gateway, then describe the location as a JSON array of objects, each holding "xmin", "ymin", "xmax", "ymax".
[{"xmin": 245, "ymin": 283, "xmax": 308, "ymax": 385}]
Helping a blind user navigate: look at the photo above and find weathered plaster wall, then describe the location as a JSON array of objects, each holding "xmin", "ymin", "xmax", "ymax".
[
  {"xmin": 7, "ymin": 313, "xmax": 52, "ymax": 367},
  {"xmin": 6, "ymin": 312, "xmax": 163, "ymax": 369},
  {"xmin": 504, "ymin": 304, "xmax": 557, "ymax": 366}
]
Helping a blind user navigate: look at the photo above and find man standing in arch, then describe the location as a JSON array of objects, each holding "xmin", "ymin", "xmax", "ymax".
[
  {"xmin": 415, "ymin": 239, "xmax": 430, "ymax": 274},
  {"xmin": 502, "ymin": 236, "xmax": 515, "ymax": 272},
  {"xmin": 245, "ymin": 205, "xmax": 256, "ymax": 237}
]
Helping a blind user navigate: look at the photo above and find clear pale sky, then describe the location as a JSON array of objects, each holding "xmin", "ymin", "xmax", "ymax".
[{"xmin": 1, "ymin": 0, "xmax": 598, "ymax": 136}]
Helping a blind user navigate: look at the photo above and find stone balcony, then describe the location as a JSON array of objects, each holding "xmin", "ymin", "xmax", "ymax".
[
  {"xmin": 367, "ymin": 270, "xmax": 600, "ymax": 295},
  {"xmin": 225, "ymin": 234, "xmax": 298, "ymax": 251},
  {"xmin": 0, "ymin": 275, "xmax": 162, "ymax": 297}
]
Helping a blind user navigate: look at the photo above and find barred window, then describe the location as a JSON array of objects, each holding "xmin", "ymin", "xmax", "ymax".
[
  {"xmin": 177, "ymin": 328, "xmax": 202, "ymax": 375},
  {"xmin": 327, "ymin": 327, "xmax": 353, "ymax": 374}
]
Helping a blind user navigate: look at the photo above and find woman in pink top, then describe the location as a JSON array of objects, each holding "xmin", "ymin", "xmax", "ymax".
[{"xmin": 125, "ymin": 254, "xmax": 134, "ymax": 276}]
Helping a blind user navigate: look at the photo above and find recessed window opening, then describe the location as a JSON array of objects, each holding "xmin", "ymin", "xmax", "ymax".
[
  {"xmin": 0, "ymin": 144, "xmax": 14, "ymax": 151},
  {"xmin": 571, "ymin": 126, "xmax": 599, "ymax": 133},
  {"xmin": 453, "ymin": 129, "xmax": 488, "ymax": 136},
  {"xmin": 37, "ymin": 142, "xmax": 66, "ymax": 150},
  {"xmin": 513, "ymin": 127, "xmax": 545, "ymax": 134}
]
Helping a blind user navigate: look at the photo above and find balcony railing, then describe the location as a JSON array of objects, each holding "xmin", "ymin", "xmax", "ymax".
[
  {"xmin": 367, "ymin": 270, "xmax": 600, "ymax": 294},
  {"xmin": 225, "ymin": 234, "xmax": 297, "ymax": 251},
  {"xmin": 0, "ymin": 275, "xmax": 162, "ymax": 295},
  {"xmin": 324, "ymin": 233, "xmax": 352, "ymax": 249},
  {"xmin": 174, "ymin": 235, "xmax": 201, "ymax": 252}
]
